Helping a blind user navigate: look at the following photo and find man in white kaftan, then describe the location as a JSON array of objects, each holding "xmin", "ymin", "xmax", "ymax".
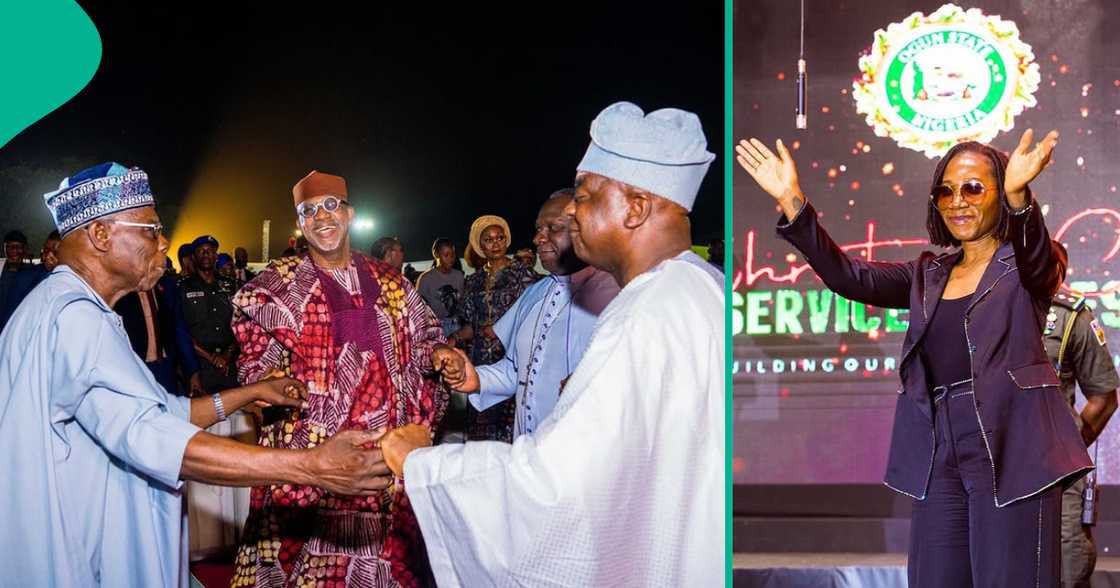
[{"xmin": 379, "ymin": 101, "xmax": 725, "ymax": 586}]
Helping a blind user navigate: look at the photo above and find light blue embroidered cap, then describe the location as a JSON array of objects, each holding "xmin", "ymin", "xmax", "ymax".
[
  {"xmin": 43, "ymin": 162, "xmax": 155, "ymax": 237},
  {"xmin": 576, "ymin": 101, "xmax": 715, "ymax": 211}
]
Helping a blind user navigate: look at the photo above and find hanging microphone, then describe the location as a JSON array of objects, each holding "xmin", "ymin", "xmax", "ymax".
[
  {"xmin": 796, "ymin": 58, "xmax": 807, "ymax": 129},
  {"xmin": 795, "ymin": 0, "xmax": 807, "ymax": 129}
]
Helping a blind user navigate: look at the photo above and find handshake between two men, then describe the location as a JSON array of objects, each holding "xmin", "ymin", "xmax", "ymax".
[
  {"xmin": 286, "ymin": 342, "xmax": 501, "ymax": 495},
  {"xmin": 242, "ymin": 373, "xmax": 431, "ymax": 495}
]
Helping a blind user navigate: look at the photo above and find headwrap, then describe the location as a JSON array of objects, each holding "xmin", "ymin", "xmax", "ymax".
[
  {"xmin": 576, "ymin": 101, "xmax": 715, "ymax": 211},
  {"xmin": 293, "ymin": 170, "xmax": 348, "ymax": 205},
  {"xmin": 43, "ymin": 162, "xmax": 155, "ymax": 237},
  {"xmin": 468, "ymin": 215, "xmax": 511, "ymax": 260}
]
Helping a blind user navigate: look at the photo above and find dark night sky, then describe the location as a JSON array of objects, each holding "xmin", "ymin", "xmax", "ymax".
[{"xmin": 0, "ymin": 2, "xmax": 724, "ymax": 264}]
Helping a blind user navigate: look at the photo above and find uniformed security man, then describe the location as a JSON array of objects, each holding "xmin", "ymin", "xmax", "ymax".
[
  {"xmin": 179, "ymin": 235, "xmax": 239, "ymax": 394},
  {"xmin": 1044, "ymin": 290, "xmax": 1120, "ymax": 588}
]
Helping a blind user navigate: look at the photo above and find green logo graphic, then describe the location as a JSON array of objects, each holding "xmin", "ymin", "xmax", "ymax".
[{"xmin": 853, "ymin": 4, "xmax": 1039, "ymax": 157}]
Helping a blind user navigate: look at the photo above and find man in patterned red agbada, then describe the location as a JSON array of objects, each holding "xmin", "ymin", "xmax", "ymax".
[{"xmin": 230, "ymin": 170, "xmax": 447, "ymax": 587}]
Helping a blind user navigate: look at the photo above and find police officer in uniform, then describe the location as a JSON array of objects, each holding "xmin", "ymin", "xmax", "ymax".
[
  {"xmin": 1044, "ymin": 290, "xmax": 1120, "ymax": 588},
  {"xmin": 178, "ymin": 235, "xmax": 239, "ymax": 394}
]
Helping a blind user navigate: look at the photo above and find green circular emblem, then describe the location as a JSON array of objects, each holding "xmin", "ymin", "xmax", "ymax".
[{"xmin": 853, "ymin": 4, "xmax": 1039, "ymax": 157}]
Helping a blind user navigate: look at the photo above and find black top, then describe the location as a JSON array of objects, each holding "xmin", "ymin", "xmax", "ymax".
[
  {"xmin": 920, "ymin": 294, "xmax": 974, "ymax": 391},
  {"xmin": 178, "ymin": 273, "xmax": 237, "ymax": 352}
]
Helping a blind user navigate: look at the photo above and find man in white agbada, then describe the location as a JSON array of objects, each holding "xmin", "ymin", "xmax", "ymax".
[
  {"xmin": 0, "ymin": 162, "xmax": 394, "ymax": 587},
  {"xmin": 379, "ymin": 102, "xmax": 725, "ymax": 586}
]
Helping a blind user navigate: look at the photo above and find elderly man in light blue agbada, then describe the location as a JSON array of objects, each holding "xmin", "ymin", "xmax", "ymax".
[
  {"xmin": 378, "ymin": 102, "xmax": 726, "ymax": 586},
  {"xmin": 0, "ymin": 163, "xmax": 394, "ymax": 587}
]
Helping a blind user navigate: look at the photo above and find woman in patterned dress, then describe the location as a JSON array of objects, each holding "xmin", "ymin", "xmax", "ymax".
[{"xmin": 452, "ymin": 215, "xmax": 539, "ymax": 442}]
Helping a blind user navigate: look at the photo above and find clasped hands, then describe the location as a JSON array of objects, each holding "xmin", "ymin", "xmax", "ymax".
[
  {"xmin": 298, "ymin": 424, "xmax": 431, "ymax": 495},
  {"xmin": 305, "ymin": 342, "xmax": 489, "ymax": 492},
  {"xmin": 430, "ymin": 343, "xmax": 481, "ymax": 393},
  {"xmin": 250, "ymin": 373, "xmax": 433, "ymax": 491}
]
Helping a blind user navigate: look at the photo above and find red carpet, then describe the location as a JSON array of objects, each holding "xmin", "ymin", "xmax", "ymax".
[{"xmin": 190, "ymin": 557, "xmax": 235, "ymax": 588}]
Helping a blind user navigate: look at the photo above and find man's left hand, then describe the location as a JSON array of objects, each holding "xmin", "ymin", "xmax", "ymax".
[
  {"xmin": 253, "ymin": 376, "xmax": 308, "ymax": 409},
  {"xmin": 379, "ymin": 424, "xmax": 432, "ymax": 477}
]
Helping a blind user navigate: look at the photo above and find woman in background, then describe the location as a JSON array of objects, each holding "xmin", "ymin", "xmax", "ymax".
[{"xmin": 452, "ymin": 214, "xmax": 539, "ymax": 442}]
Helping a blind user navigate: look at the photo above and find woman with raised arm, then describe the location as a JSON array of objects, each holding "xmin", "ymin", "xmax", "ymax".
[{"xmin": 737, "ymin": 130, "xmax": 1091, "ymax": 587}]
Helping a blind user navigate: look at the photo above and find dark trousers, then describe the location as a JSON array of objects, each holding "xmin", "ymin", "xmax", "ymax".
[
  {"xmin": 1061, "ymin": 476, "xmax": 1096, "ymax": 588},
  {"xmin": 909, "ymin": 384, "xmax": 1062, "ymax": 588}
]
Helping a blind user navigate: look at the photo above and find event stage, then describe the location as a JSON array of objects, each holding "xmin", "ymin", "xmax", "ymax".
[{"xmin": 734, "ymin": 554, "xmax": 1120, "ymax": 587}]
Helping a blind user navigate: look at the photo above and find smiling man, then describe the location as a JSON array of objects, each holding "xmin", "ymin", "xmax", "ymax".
[
  {"xmin": 433, "ymin": 189, "xmax": 618, "ymax": 438},
  {"xmin": 0, "ymin": 163, "xmax": 395, "ymax": 587},
  {"xmin": 381, "ymin": 102, "xmax": 725, "ymax": 586},
  {"xmin": 229, "ymin": 170, "xmax": 447, "ymax": 587}
]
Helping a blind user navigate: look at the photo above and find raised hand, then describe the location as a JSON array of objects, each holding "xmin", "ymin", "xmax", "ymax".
[
  {"xmin": 736, "ymin": 138, "xmax": 805, "ymax": 220},
  {"xmin": 432, "ymin": 344, "xmax": 480, "ymax": 393},
  {"xmin": 378, "ymin": 424, "xmax": 432, "ymax": 478},
  {"xmin": 1004, "ymin": 128, "xmax": 1058, "ymax": 207},
  {"xmin": 306, "ymin": 429, "xmax": 393, "ymax": 495}
]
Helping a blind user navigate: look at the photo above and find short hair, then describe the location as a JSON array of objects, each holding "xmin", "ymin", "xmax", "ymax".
[
  {"xmin": 431, "ymin": 237, "xmax": 455, "ymax": 259},
  {"xmin": 548, "ymin": 188, "xmax": 575, "ymax": 201},
  {"xmin": 177, "ymin": 244, "xmax": 194, "ymax": 260},
  {"xmin": 46, "ymin": 230, "xmax": 60, "ymax": 242},
  {"xmin": 3, "ymin": 230, "xmax": 27, "ymax": 245},
  {"xmin": 371, "ymin": 236, "xmax": 402, "ymax": 260},
  {"xmin": 926, "ymin": 141, "xmax": 1013, "ymax": 248}
]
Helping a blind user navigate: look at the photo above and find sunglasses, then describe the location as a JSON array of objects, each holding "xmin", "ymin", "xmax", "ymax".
[
  {"xmin": 296, "ymin": 196, "xmax": 348, "ymax": 219},
  {"xmin": 930, "ymin": 179, "xmax": 988, "ymax": 209}
]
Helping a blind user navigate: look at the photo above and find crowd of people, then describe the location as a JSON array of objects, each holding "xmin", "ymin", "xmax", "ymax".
[
  {"xmin": 1, "ymin": 209, "xmax": 610, "ymax": 450},
  {"xmin": 0, "ymin": 101, "xmax": 725, "ymax": 587}
]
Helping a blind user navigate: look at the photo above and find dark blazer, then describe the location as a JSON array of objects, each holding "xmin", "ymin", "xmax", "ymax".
[
  {"xmin": 113, "ymin": 277, "xmax": 201, "ymax": 396},
  {"xmin": 777, "ymin": 198, "xmax": 1092, "ymax": 507}
]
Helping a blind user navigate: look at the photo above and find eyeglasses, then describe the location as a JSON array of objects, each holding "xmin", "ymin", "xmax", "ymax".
[
  {"xmin": 296, "ymin": 196, "xmax": 348, "ymax": 219},
  {"xmin": 930, "ymin": 179, "xmax": 988, "ymax": 209},
  {"xmin": 481, "ymin": 233, "xmax": 508, "ymax": 245},
  {"xmin": 107, "ymin": 220, "xmax": 164, "ymax": 239}
]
